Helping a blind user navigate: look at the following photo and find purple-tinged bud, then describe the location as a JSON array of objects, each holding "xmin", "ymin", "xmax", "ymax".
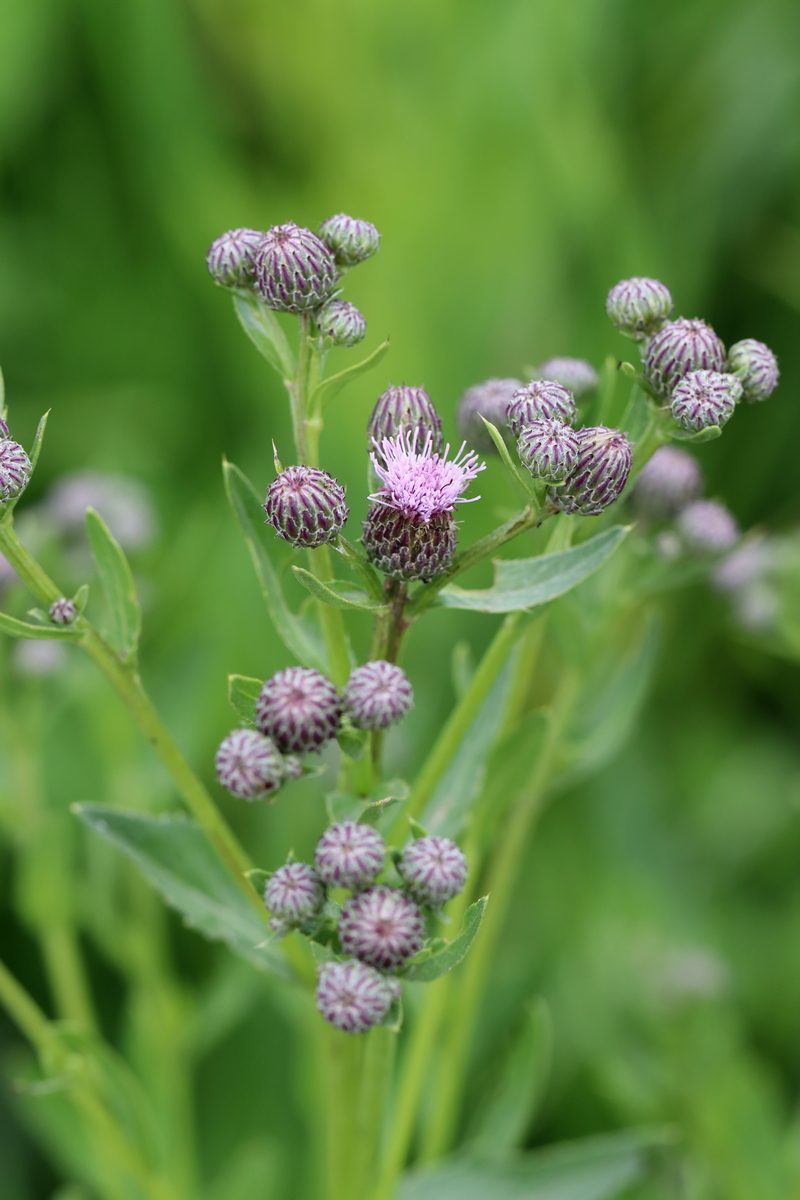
[
  {"xmin": 517, "ymin": 419, "xmax": 580, "ymax": 483},
  {"xmin": 338, "ymin": 885, "xmax": 425, "ymax": 970},
  {"xmin": 677, "ymin": 500, "xmax": 739, "ymax": 555},
  {"xmin": 315, "ymin": 959, "xmax": 394, "ymax": 1033},
  {"xmin": 643, "ymin": 318, "xmax": 726, "ymax": 398},
  {"xmin": 206, "ymin": 228, "xmax": 264, "ymax": 288},
  {"xmin": 315, "ymin": 819, "xmax": 385, "ymax": 891},
  {"xmin": 711, "ymin": 536, "xmax": 773, "ymax": 593},
  {"xmin": 456, "ymin": 378, "xmax": 522, "ymax": 454},
  {"xmin": 215, "ymin": 729, "xmax": 284, "ymax": 800},
  {"xmin": 726, "ymin": 339, "xmax": 779, "ymax": 403},
  {"xmin": 49, "ymin": 598, "xmax": 78, "ymax": 626},
  {"xmin": 548, "ymin": 426, "xmax": 633, "ymax": 516},
  {"xmin": 605, "ymin": 277, "xmax": 673, "ymax": 340},
  {"xmin": 670, "ymin": 370, "xmax": 741, "ymax": 432},
  {"xmin": 256, "ymin": 667, "xmax": 341, "ymax": 755},
  {"xmin": 506, "ymin": 382, "xmax": 577, "ymax": 436},
  {"xmin": 533, "ymin": 358, "xmax": 599, "ymax": 397},
  {"xmin": 367, "ymin": 385, "xmax": 443, "ymax": 457},
  {"xmin": 632, "ymin": 446, "xmax": 702, "ymax": 518},
  {"xmin": 255, "ymin": 223, "xmax": 337, "ymax": 314},
  {"xmin": 363, "ymin": 506, "xmax": 457, "ymax": 582},
  {"xmin": 316, "ymin": 299, "xmax": 366, "ymax": 346},
  {"xmin": 264, "ymin": 465, "xmax": 348, "ymax": 549},
  {"xmin": 343, "ymin": 661, "xmax": 413, "ymax": 730},
  {"xmin": 398, "ymin": 836, "xmax": 468, "ymax": 908},
  {"xmin": 319, "ymin": 214, "xmax": 380, "ymax": 267},
  {"xmin": 0, "ymin": 439, "xmax": 32, "ymax": 501},
  {"xmin": 264, "ymin": 862, "xmax": 325, "ymax": 926}
]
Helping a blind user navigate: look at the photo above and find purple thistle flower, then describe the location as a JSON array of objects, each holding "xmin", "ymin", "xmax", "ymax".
[
  {"xmin": 517, "ymin": 419, "xmax": 580, "ymax": 483},
  {"xmin": 315, "ymin": 820, "xmax": 385, "ymax": 891},
  {"xmin": 0, "ymin": 439, "xmax": 32, "ymax": 501},
  {"xmin": 206, "ymin": 228, "xmax": 264, "ymax": 288},
  {"xmin": 338, "ymin": 885, "xmax": 425, "ymax": 970},
  {"xmin": 677, "ymin": 500, "xmax": 739, "ymax": 555},
  {"xmin": 398, "ymin": 836, "xmax": 468, "ymax": 908},
  {"xmin": 315, "ymin": 959, "xmax": 394, "ymax": 1033},
  {"xmin": 643, "ymin": 318, "xmax": 726, "ymax": 398},
  {"xmin": 264, "ymin": 862, "xmax": 325, "ymax": 926},
  {"xmin": 506, "ymin": 381, "xmax": 577, "ymax": 435},
  {"xmin": 362, "ymin": 506, "xmax": 457, "ymax": 582},
  {"xmin": 726, "ymin": 339, "xmax": 779, "ymax": 403},
  {"xmin": 319, "ymin": 214, "xmax": 380, "ymax": 267},
  {"xmin": 215, "ymin": 729, "xmax": 284, "ymax": 800},
  {"xmin": 632, "ymin": 446, "xmax": 702, "ymax": 519},
  {"xmin": 343, "ymin": 661, "xmax": 413, "ymax": 730},
  {"xmin": 316, "ymin": 299, "xmax": 366, "ymax": 346},
  {"xmin": 605, "ymin": 277, "xmax": 673, "ymax": 340},
  {"xmin": 256, "ymin": 667, "xmax": 341, "ymax": 755},
  {"xmin": 255, "ymin": 223, "xmax": 337, "ymax": 314},
  {"xmin": 456, "ymin": 378, "xmax": 522, "ymax": 454},
  {"xmin": 49, "ymin": 598, "xmax": 78, "ymax": 626},
  {"xmin": 367, "ymin": 385, "xmax": 443, "ymax": 458},
  {"xmin": 670, "ymin": 370, "xmax": 741, "ymax": 433},
  {"xmin": 369, "ymin": 431, "xmax": 484, "ymax": 524},
  {"xmin": 264, "ymin": 465, "xmax": 348, "ymax": 549},
  {"xmin": 548, "ymin": 426, "xmax": 633, "ymax": 516},
  {"xmin": 533, "ymin": 358, "xmax": 598, "ymax": 397}
]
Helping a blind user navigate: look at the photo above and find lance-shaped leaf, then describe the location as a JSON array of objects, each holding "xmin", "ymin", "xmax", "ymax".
[
  {"xmin": 403, "ymin": 897, "xmax": 487, "ymax": 982},
  {"xmin": 437, "ymin": 526, "xmax": 628, "ymax": 613},
  {"xmin": 223, "ymin": 461, "xmax": 328, "ymax": 673},
  {"xmin": 292, "ymin": 567, "xmax": 386, "ymax": 611},
  {"xmin": 85, "ymin": 508, "xmax": 141, "ymax": 660},
  {"xmin": 0, "ymin": 612, "xmax": 79, "ymax": 640},
  {"xmin": 669, "ymin": 423, "xmax": 722, "ymax": 443},
  {"xmin": 309, "ymin": 339, "xmax": 389, "ymax": 412},
  {"xmin": 75, "ymin": 805, "xmax": 290, "ymax": 979},
  {"xmin": 334, "ymin": 536, "xmax": 386, "ymax": 601},
  {"xmin": 480, "ymin": 417, "xmax": 539, "ymax": 499},
  {"xmin": 233, "ymin": 294, "xmax": 295, "ymax": 379},
  {"xmin": 228, "ymin": 674, "xmax": 262, "ymax": 725}
]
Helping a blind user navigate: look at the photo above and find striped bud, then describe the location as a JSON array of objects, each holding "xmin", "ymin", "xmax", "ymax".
[
  {"xmin": 517, "ymin": 419, "xmax": 580, "ymax": 482},
  {"xmin": 362, "ymin": 505, "xmax": 457, "ymax": 582},
  {"xmin": 670, "ymin": 370, "xmax": 741, "ymax": 432},
  {"xmin": 605, "ymin": 277, "xmax": 673, "ymax": 340},
  {"xmin": 367, "ymin": 385, "xmax": 443, "ymax": 457},
  {"xmin": 548, "ymin": 426, "xmax": 632, "ymax": 516},
  {"xmin": 256, "ymin": 667, "xmax": 341, "ymax": 755},
  {"xmin": 506, "ymin": 382, "xmax": 577, "ymax": 436},
  {"xmin": 206, "ymin": 228, "xmax": 264, "ymax": 288},
  {"xmin": 319, "ymin": 214, "xmax": 380, "ymax": 267},
  {"xmin": 255, "ymin": 223, "xmax": 337, "ymax": 313},
  {"xmin": 338, "ymin": 885, "xmax": 425, "ymax": 970},
  {"xmin": 726, "ymin": 339, "xmax": 779, "ymax": 403},
  {"xmin": 264, "ymin": 465, "xmax": 348, "ymax": 549},
  {"xmin": 316, "ymin": 299, "xmax": 366, "ymax": 346},
  {"xmin": 643, "ymin": 318, "xmax": 726, "ymax": 398}
]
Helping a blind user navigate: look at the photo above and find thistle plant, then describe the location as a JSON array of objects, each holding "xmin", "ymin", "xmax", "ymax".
[{"xmin": 0, "ymin": 232, "xmax": 781, "ymax": 1200}]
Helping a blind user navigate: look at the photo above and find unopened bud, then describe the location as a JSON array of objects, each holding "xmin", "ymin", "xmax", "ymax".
[
  {"xmin": 632, "ymin": 446, "xmax": 702, "ymax": 518},
  {"xmin": 339, "ymin": 885, "xmax": 424, "ymax": 970},
  {"xmin": 206, "ymin": 228, "xmax": 264, "ymax": 288},
  {"xmin": 215, "ymin": 729, "xmax": 284, "ymax": 800},
  {"xmin": 517, "ymin": 418, "xmax": 579, "ymax": 482},
  {"xmin": 264, "ymin": 465, "xmax": 348, "ymax": 548},
  {"xmin": 49, "ymin": 598, "xmax": 78, "ymax": 625},
  {"xmin": 343, "ymin": 661, "xmax": 413, "ymax": 730},
  {"xmin": 677, "ymin": 500, "xmax": 739, "ymax": 554},
  {"xmin": 315, "ymin": 819, "xmax": 386, "ymax": 891},
  {"xmin": 456, "ymin": 378, "xmax": 521, "ymax": 453},
  {"xmin": 507, "ymin": 381, "xmax": 577, "ymax": 436},
  {"xmin": 605, "ymin": 277, "xmax": 673, "ymax": 340},
  {"xmin": 256, "ymin": 667, "xmax": 341, "ymax": 755},
  {"xmin": 264, "ymin": 862, "xmax": 325, "ymax": 927},
  {"xmin": 316, "ymin": 959, "xmax": 394, "ymax": 1033},
  {"xmin": 398, "ymin": 835, "xmax": 467, "ymax": 907},
  {"xmin": 670, "ymin": 370, "xmax": 741, "ymax": 432},
  {"xmin": 726, "ymin": 339, "xmax": 779, "ymax": 403},
  {"xmin": 319, "ymin": 214, "xmax": 380, "ymax": 267},
  {"xmin": 643, "ymin": 318, "xmax": 726, "ymax": 398},
  {"xmin": 316, "ymin": 299, "xmax": 366, "ymax": 346},
  {"xmin": 548, "ymin": 426, "xmax": 632, "ymax": 515},
  {"xmin": 0, "ymin": 439, "xmax": 32, "ymax": 501},
  {"xmin": 367, "ymin": 385, "xmax": 443, "ymax": 456},
  {"xmin": 255, "ymin": 222, "xmax": 337, "ymax": 313}
]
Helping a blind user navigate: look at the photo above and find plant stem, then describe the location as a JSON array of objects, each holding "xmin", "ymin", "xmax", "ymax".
[
  {"xmin": 324, "ymin": 1027, "xmax": 365, "ymax": 1200},
  {"xmin": 354, "ymin": 1026, "xmax": 396, "ymax": 1197},
  {"xmin": 0, "ymin": 955, "xmax": 58, "ymax": 1054},
  {"xmin": 40, "ymin": 924, "xmax": 97, "ymax": 1031},
  {"xmin": 307, "ymin": 543, "xmax": 352, "ymax": 686}
]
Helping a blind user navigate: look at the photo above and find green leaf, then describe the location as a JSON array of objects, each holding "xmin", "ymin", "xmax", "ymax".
[
  {"xmin": 620, "ymin": 361, "xmax": 661, "ymax": 402},
  {"xmin": 292, "ymin": 567, "xmax": 386, "ymax": 611},
  {"xmin": 337, "ymin": 721, "xmax": 369, "ymax": 760},
  {"xmin": 669, "ymin": 423, "xmax": 722, "ymax": 443},
  {"xmin": 233, "ymin": 293, "xmax": 295, "ymax": 378},
  {"xmin": 85, "ymin": 508, "xmax": 141, "ymax": 661},
  {"xmin": 223, "ymin": 461, "xmax": 328, "ymax": 673},
  {"xmin": 334, "ymin": 536, "xmax": 386, "ymax": 601},
  {"xmin": 403, "ymin": 897, "xmax": 487, "ymax": 982},
  {"xmin": 480, "ymin": 417, "xmax": 538, "ymax": 498},
  {"xmin": 397, "ymin": 1127, "xmax": 675, "ymax": 1200},
  {"xmin": 437, "ymin": 527, "xmax": 628, "ymax": 613},
  {"xmin": 228, "ymin": 674, "xmax": 262, "ymax": 725},
  {"xmin": 309, "ymin": 339, "xmax": 390, "ymax": 411},
  {"xmin": 75, "ymin": 805, "xmax": 290, "ymax": 979},
  {"xmin": 0, "ymin": 612, "xmax": 78, "ymax": 640}
]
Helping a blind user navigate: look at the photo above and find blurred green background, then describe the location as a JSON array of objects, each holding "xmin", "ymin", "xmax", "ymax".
[{"xmin": 0, "ymin": 0, "xmax": 798, "ymax": 1197}]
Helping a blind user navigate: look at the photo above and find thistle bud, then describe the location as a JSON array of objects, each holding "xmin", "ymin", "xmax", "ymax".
[
  {"xmin": 206, "ymin": 228, "xmax": 264, "ymax": 288},
  {"xmin": 256, "ymin": 667, "xmax": 341, "ymax": 755},
  {"xmin": 343, "ymin": 661, "xmax": 413, "ymax": 730},
  {"xmin": 548, "ymin": 426, "xmax": 632, "ymax": 516},
  {"xmin": 677, "ymin": 500, "xmax": 739, "ymax": 555},
  {"xmin": 255, "ymin": 222, "xmax": 337, "ymax": 314},
  {"xmin": 0, "ymin": 439, "xmax": 32, "ymax": 501},
  {"xmin": 264, "ymin": 862, "xmax": 325, "ymax": 927},
  {"xmin": 670, "ymin": 370, "xmax": 741, "ymax": 432},
  {"xmin": 215, "ymin": 729, "xmax": 284, "ymax": 800},
  {"xmin": 643, "ymin": 318, "xmax": 726, "ymax": 398},
  {"xmin": 506, "ymin": 382, "xmax": 577, "ymax": 436},
  {"xmin": 398, "ymin": 836, "xmax": 468, "ymax": 908},
  {"xmin": 338, "ymin": 885, "xmax": 425, "ymax": 970},
  {"xmin": 367, "ymin": 385, "xmax": 443, "ymax": 457},
  {"xmin": 605, "ymin": 277, "xmax": 673, "ymax": 340},
  {"xmin": 632, "ymin": 446, "xmax": 702, "ymax": 518},
  {"xmin": 533, "ymin": 358, "xmax": 599, "ymax": 397},
  {"xmin": 456, "ymin": 378, "xmax": 522, "ymax": 454},
  {"xmin": 315, "ymin": 299, "xmax": 366, "ymax": 346},
  {"xmin": 264, "ymin": 465, "xmax": 348, "ymax": 549},
  {"xmin": 315, "ymin": 819, "xmax": 386, "ymax": 891},
  {"xmin": 517, "ymin": 418, "xmax": 580, "ymax": 482},
  {"xmin": 315, "ymin": 959, "xmax": 394, "ymax": 1033},
  {"xmin": 362, "ymin": 506, "xmax": 457, "ymax": 582},
  {"xmin": 49, "ymin": 598, "xmax": 78, "ymax": 625},
  {"xmin": 726, "ymin": 339, "xmax": 779, "ymax": 403},
  {"xmin": 319, "ymin": 214, "xmax": 380, "ymax": 267}
]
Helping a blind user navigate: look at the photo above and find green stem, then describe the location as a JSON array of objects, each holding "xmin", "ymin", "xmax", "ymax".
[
  {"xmin": 40, "ymin": 924, "xmax": 97, "ymax": 1031},
  {"xmin": 0, "ymin": 955, "xmax": 58, "ymax": 1055},
  {"xmin": 355, "ymin": 1026, "xmax": 396, "ymax": 1198},
  {"xmin": 307, "ymin": 543, "xmax": 351, "ymax": 686},
  {"xmin": 324, "ymin": 1027, "xmax": 365, "ymax": 1200}
]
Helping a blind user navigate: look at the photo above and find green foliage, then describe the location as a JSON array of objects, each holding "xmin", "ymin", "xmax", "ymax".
[
  {"xmin": 85, "ymin": 509, "xmax": 141, "ymax": 661},
  {"xmin": 403, "ymin": 898, "xmax": 487, "ymax": 982}
]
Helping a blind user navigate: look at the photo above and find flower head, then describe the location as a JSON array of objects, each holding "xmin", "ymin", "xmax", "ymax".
[
  {"xmin": 670, "ymin": 370, "xmax": 741, "ymax": 433},
  {"xmin": 726, "ymin": 339, "xmax": 779, "ymax": 403},
  {"xmin": 677, "ymin": 500, "xmax": 739, "ymax": 555},
  {"xmin": 206, "ymin": 228, "xmax": 264, "ymax": 288},
  {"xmin": 338, "ymin": 885, "xmax": 425, "ymax": 970},
  {"xmin": 316, "ymin": 299, "xmax": 366, "ymax": 346},
  {"xmin": 369, "ymin": 431, "xmax": 484, "ymax": 524},
  {"xmin": 643, "ymin": 318, "xmax": 726, "ymax": 398},
  {"xmin": 398, "ymin": 836, "xmax": 468, "ymax": 908},
  {"xmin": 319, "ymin": 214, "xmax": 380, "ymax": 267},
  {"xmin": 265, "ymin": 862, "xmax": 325, "ymax": 926},
  {"xmin": 548, "ymin": 426, "xmax": 632, "ymax": 516},
  {"xmin": 367, "ymin": 385, "xmax": 443, "ymax": 457},
  {"xmin": 506, "ymin": 381, "xmax": 577, "ymax": 435},
  {"xmin": 215, "ymin": 729, "xmax": 284, "ymax": 800},
  {"xmin": 343, "ymin": 661, "xmax": 414, "ymax": 730},
  {"xmin": 605, "ymin": 277, "xmax": 673, "ymax": 340},
  {"xmin": 315, "ymin": 819, "xmax": 385, "ymax": 891},
  {"xmin": 315, "ymin": 959, "xmax": 395, "ymax": 1033},
  {"xmin": 0, "ymin": 439, "xmax": 32, "ymax": 501},
  {"xmin": 49, "ymin": 598, "xmax": 78, "ymax": 626},
  {"xmin": 255, "ymin": 222, "xmax": 337, "ymax": 314},
  {"xmin": 264, "ymin": 465, "xmax": 348, "ymax": 548},
  {"xmin": 256, "ymin": 667, "xmax": 341, "ymax": 755},
  {"xmin": 517, "ymin": 419, "xmax": 580, "ymax": 483}
]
